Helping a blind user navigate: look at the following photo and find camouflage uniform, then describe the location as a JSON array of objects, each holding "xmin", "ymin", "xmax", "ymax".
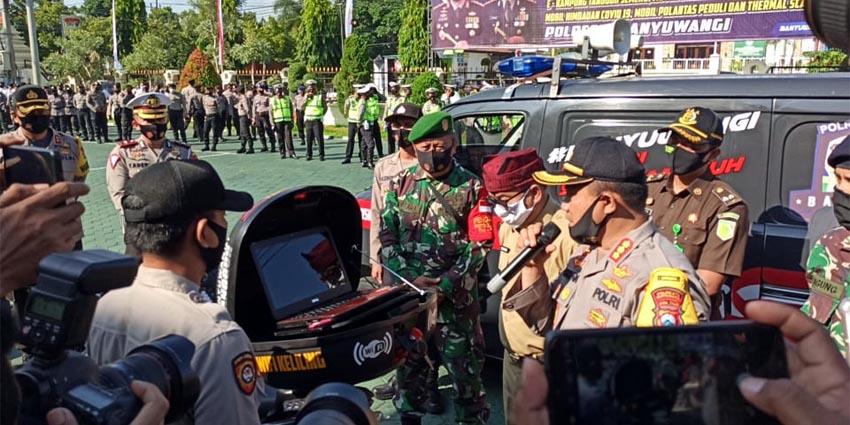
[
  {"xmin": 380, "ymin": 163, "xmax": 489, "ymax": 424},
  {"xmin": 801, "ymin": 226, "xmax": 849, "ymax": 357}
]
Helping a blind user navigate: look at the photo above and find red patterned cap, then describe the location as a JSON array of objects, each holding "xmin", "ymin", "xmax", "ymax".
[{"xmin": 482, "ymin": 148, "xmax": 544, "ymax": 194}]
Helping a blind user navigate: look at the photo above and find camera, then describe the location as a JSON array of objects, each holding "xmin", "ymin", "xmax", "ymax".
[
  {"xmin": 805, "ymin": 0, "xmax": 850, "ymax": 53},
  {"xmin": 12, "ymin": 250, "xmax": 200, "ymax": 425}
]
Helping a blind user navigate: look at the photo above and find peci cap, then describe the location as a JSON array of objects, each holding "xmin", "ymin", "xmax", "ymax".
[
  {"xmin": 482, "ymin": 148, "xmax": 545, "ymax": 194},
  {"xmin": 385, "ymin": 103, "xmax": 422, "ymax": 123},
  {"xmin": 828, "ymin": 135, "xmax": 850, "ymax": 169},
  {"xmin": 663, "ymin": 107, "xmax": 724, "ymax": 146},
  {"xmin": 409, "ymin": 111, "xmax": 454, "ymax": 143},
  {"xmin": 127, "ymin": 93, "xmax": 171, "ymax": 120},
  {"xmin": 534, "ymin": 136, "xmax": 646, "ymax": 186},
  {"xmin": 122, "ymin": 160, "xmax": 254, "ymax": 223},
  {"xmin": 11, "ymin": 85, "xmax": 49, "ymax": 115}
]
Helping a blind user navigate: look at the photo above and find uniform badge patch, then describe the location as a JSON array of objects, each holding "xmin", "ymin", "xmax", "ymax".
[
  {"xmin": 232, "ymin": 352, "xmax": 258, "ymax": 395},
  {"xmin": 109, "ymin": 153, "xmax": 121, "ymax": 169},
  {"xmin": 613, "ymin": 265, "xmax": 631, "ymax": 279},
  {"xmin": 716, "ymin": 219, "xmax": 736, "ymax": 241},
  {"xmin": 687, "ymin": 213, "xmax": 698, "ymax": 224},
  {"xmin": 601, "ymin": 278, "xmax": 623, "ymax": 293},
  {"xmin": 609, "ymin": 239, "xmax": 633, "ymax": 263},
  {"xmin": 559, "ymin": 287, "xmax": 571, "ymax": 300},
  {"xmin": 587, "ymin": 308, "xmax": 608, "ymax": 328}
]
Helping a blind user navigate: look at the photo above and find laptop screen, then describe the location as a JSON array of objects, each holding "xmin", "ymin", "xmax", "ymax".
[{"xmin": 250, "ymin": 227, "xmax": 352, "ymax": 320}]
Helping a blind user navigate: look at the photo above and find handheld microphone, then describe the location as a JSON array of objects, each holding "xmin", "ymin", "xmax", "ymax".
[{"xmin": 486, "ymin": 222, "xmax": 561, "ymax": 294}]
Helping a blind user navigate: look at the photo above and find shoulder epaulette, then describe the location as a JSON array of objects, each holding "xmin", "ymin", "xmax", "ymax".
[
  {"xmin": 646, "ymin": 173, "xmax": 668, "ymax": 183},
  {"xmin": 710, "ymin": 183, "xmax": 743, "ymax": 207},
  {"xmin": 118, "ymin": 140, "xmax": 138, "ymax": 148}
]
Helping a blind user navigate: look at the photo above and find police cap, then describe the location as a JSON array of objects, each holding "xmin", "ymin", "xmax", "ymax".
[
  {"xmin": 127, "ymin": 93, "xmax": 171, "ymax": 120},
  {"xmin": 663, "ymin": 107, "xmax": 724, "ymax": 147},
  {"xmin": 11, "ymin": 85, "xmax": 49, "ymax": 115},
  {"xmin": 533, "ymin": 136, "xmax": 646, "ymax": 186},
  {"xmin": 828, "ymin": 135, "xmax": 850, "ymax": 169}
]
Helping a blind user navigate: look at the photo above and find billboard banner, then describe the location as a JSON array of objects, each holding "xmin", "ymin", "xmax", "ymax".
[{"xmin": 431, "ymin": 0, "xmax": 811, "ymax": 50}]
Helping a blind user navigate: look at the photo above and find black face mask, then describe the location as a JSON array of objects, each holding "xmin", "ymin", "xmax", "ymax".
[
  {"xmin": 671, "ymin": 147, "xmax": 711, "ymax": 175},
  {"xmin": 199, "ymin": 220, "xmax": 228, "ymax": 274},
  {"xmin": 417, "ymin": 149, "xmax": 453, "ymax": 175},
  {"xmin": 833, "ymin": 187, "xmax": 850, "ymax": 230},
  {"xmin": 140, "ymin": 123, "xmax": 168, "ymax": 140},
  {"xmin": 394, "ymin": 129, "xmax": 412, "ymax": 148},
  {"xmin": 569, "ymin": 196, "xmax": 610, "ymax": 245},
  {"xmin": 21, "ymin": 115, "xmax": 50, "ymax": 134}
]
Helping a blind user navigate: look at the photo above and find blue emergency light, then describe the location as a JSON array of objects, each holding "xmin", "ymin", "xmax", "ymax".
[{"xmin": 497, "ymin": 56, "xmax": 612, "ymax": 78}]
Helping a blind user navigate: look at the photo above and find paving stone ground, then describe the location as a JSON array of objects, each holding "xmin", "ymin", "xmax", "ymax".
[{"xmin": 78, "ymin": 124, "xmax": 506, "ymax": 425}]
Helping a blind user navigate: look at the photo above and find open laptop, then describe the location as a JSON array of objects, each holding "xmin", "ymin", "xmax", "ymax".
[{"xmin": 250, "ymin": 226, "xmax": 401, "ymax": 332}]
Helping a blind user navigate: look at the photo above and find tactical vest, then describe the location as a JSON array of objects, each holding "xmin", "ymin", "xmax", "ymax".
[
  {"xmin": 304, "ymin": 96, "xmax": 324, "ymax": 121},
  {"xmin": 365, "ymin": 97, "xmax": 380, "ymax": 122},
  {"xmin": 347, "ymin": 97, "xmax": 360, "ymax": 123},
  {"xmin": 271, "ymin": 96, "xmax": 292, "ymax": 122}
]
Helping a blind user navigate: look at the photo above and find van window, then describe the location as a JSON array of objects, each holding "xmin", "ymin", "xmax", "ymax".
[
  {"xmin": 782, "ymin": 121, "xmax": 850, "ymax": 224},
  {"xmin": 453, "ymin": 113, "xmax": 524, "ymax": 176}
]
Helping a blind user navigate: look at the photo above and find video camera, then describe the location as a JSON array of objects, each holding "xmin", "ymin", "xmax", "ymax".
[{"xmin": 10, "ymin": 250, "xmax": 200, "ymax": 425}]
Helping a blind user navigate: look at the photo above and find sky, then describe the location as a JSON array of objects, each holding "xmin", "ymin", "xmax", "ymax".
[{"xmin": 62, "ymin": 0, "xmax": 278, "ymax": 19}]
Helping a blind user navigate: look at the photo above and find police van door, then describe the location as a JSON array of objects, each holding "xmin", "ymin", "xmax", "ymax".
[
  {"xmin": 546, "ymin": 99, "xmax": 771, "ymax": 319},
  {"xmin": 762, "ymin": 99, "xmax": 850, "ymax": 308}
]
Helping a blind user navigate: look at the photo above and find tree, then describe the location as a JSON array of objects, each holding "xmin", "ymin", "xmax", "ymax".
[
  {"xmin": 9, "ymin": 0, "xmax": 71, "ymax": 59},
  {"xmin": 114, "ymin": 0, "xmax": 147, "ymax": 57},
  {"xmin": 398, "ymin": 0, "xmax": 429, "ymax": 71},
  {"xmin": 287, "ymin": 61, "xmax": 308, "ymax": 86},
  {"xmin": 231, "ymin": 18, "xmax": 273, "ymax": 84},
  {"xmin": 186, "ymin": 0, "xmax": 244, "ymax": 74},
  {"xmin": 409, "ymin": 71, "xmax": 440, "ymax": 105},
  {"xmin": 804, "ymin": 49, "xmax": 849, "ymax": 73},
  {"xmin": 42, "ymin": 17, "xmax": 112, "ymax": 85},
  {"xmin": 333, "ymin": 33, "xmax": 371, "ymax": 107},
  {"xmin": 122, "ymin": 8, "xmax": 193, "ymax": 72},
  {"xmin": 352, "ymin": 0, "xmax": 403, "ymax": 58},
  {"xmin": 178, "ymin": 48, "xmax": 222, "ymax": 90},
  {"xmin": 80, "ymin": 0, "xmax": 110, "ymax": 17},
  {"xmin": 297, "ymin": 0, "xmax": 341, "ymax": 68}
]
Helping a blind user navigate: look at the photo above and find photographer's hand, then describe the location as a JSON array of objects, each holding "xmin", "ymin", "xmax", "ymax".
[
  {"xmin": 738, "ymin": 301, "xmax": 850, "ymax": 425},
  {"xmin": 45, "ymin": 381, "xmax": 168, "ymax": 425},
  {"xmin": 0, "ymin": 182, "xmax": 89, "ymax": 296}
]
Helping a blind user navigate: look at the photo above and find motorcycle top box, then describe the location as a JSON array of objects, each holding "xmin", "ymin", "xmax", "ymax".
[{"xmin": 220, "ymin": 186, "xmax": 436, "ymax": 393}]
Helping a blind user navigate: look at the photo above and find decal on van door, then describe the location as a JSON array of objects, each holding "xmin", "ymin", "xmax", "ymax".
[
  {"xmin": 547, "ymin": 111, "xmax": 762, "ymax": 164},
  {"xmin": 789, "ymin": 121, "xmax": 850, "ymax": 221}
]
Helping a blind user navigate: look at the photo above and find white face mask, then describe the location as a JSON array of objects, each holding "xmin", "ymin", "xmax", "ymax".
[{"xmin": 493, "ymin": 189, "xmax": 535, "ymax": 228}]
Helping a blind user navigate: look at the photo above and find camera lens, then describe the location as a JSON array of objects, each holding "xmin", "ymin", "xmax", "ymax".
[
  {"xmin": 98, "ymin": 335, "xmax": 200, "ymax": 423},
  {"xmin": 805, "ymin": 0, "xmax": 850, "ymax": 53},
  {"xmin": 295, "ymin": 383, "xmax": 378, "ymax": 425}
]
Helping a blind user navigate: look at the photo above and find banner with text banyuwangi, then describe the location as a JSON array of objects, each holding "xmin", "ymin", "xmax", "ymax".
[{"xmin": 432, "ymin": 0, "xmax": 811, "ymax": 50}]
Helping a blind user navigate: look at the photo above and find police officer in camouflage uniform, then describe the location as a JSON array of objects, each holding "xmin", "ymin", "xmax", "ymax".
[
  {"xmin": 1, "ymin": 85, "xmax": 90, "ymax": 248},
  {"xmin": 802, "ymin": 136, "xmax": 850, "ymax": 358},
  {"xmin": 106, "ymin": 93, "xmax": 196, "ymax": 246},
  {"xmin": 381, "ymin": 111, "xmax": 489, "ymax": 424}
]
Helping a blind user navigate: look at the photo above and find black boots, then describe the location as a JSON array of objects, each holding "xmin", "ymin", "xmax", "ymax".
[{"xmin": 423, "ymin": 367, "xmax": 444, "ymax": 414}]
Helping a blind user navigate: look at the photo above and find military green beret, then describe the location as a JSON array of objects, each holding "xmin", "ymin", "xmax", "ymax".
[{"xmin": 409, "ymin": 111, "xmax": 455, "ymax": 144}]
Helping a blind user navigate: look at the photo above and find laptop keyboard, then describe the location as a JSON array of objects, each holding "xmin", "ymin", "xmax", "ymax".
[{"xmin": 286, "ymin": 291, "xmax": 365, "ymax": 320}]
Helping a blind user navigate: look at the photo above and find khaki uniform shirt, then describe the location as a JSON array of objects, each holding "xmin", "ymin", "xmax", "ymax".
[
  {"xmin": 235, "ymin": 94, "xmax": 250, "ymax": 117},
  {"xmin": 646, "ymin": 173, "xmax": 749, "ymax": 277},
  {"xmin": 86, "ymin": 91, "xmax": 107, "ymax": 112},
  {"xmin": 73, "ymin": 93, "xmax": 88, "ymax": 110},
  {"xmin": 422, "ymin": 100, "xmax": 442, "ymax": 115},
  {"xmin": 293, "ymin": 93, "xmax": 307, "ymax": 112},
  {"xmin": 253, "ymin": 93, "xmax": 271, "ymax": 118},
  {"xmin": 369, "ymin": 152, "xmax": 419, "ymax": 263},
  {"xmin": 87, "ymin": 266, "xmax": 264, "ymax": 425},
  {"xmin": 108, "ymin": 92, "xmax": 125, "ymax": 116},
  {"xmin": 510, "ymin": 220, "xmax": 711, "ymax": 332},
  {"xmin": 106, "ymin": 139, "xmax": 196, "ymax": 213},
  {"xmin": 202, "ymin": 94, "xmax": 218, "ymax": 116},
  {"xmin": 168, "ymin": 92, "xmax": 185, "ymax": 111},
  {"xmin": 498, "ymin": 198, "xmax": 576, "ymax": 357}
]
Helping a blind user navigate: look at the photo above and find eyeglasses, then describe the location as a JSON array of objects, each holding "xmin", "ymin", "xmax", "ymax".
[{"xmin": 487, "ymin": 187, "xmax": 530, "ymax": 208}]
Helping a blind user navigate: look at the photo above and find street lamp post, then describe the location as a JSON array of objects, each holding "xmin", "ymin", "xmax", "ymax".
[{"xmin": 24, "ymin": 0, "xmax": 39, "ymax": 85}]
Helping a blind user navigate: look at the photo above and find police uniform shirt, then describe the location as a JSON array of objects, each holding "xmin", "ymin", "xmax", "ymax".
[
  {"xmin": 86, "ymin": 90, "xmax": 107, "ymax": 112},
  {"xmin": 236, "ymin": 94, "xmax": 250, "ymax": 117},
  {"xmin": 50, "ymin": 94, "xmax": 65, "ymax": 116},
  {"xmin": 646, "ymin": 173, "xmax": 749, "ymax": 277},
  {"xmin": 202, "ymin": 94, "xmax": 218, "ymax": 116},
  {"xmin": 441, "ymin": 92, "xmax": 461, "ymax": 107},
  {"xmin": 369, "ymin": 153, "xmax": 420, "ymax": 264},
  {"xmin": 63, "ymin": 93, "xmax": 76, "ymax": 115},
  {"xmin": 433, "ymin": 0, "xmax": 487, "ymax": 47},
  {"xmin": 168, "ymin": 91, "xmax": 185, "ymax": 111},
  {"xmin": 253, "ymin": 93, "xmax": 271, "ymax": 118},
  {"xmin": 109, "ymin": 92, "xmax": 124, "ymax": 115},
  {"xmin": 87, "ymin": 266, "xmax": 264, "ymax": 425},
  {"xmin": 493, "ymin": 0, "xmax": 537, "ymax": 43},
  {"xmin": 4, "ymin": 127, "xmax": 89, "ymax": 183},
  {"xmin": 499, "ymin": 198, "xmax": 576, "ymax": 357},
  {"xmin": 510, "ymin": 220, "xmax": 711, "ymax": 332},
  {"xmin": 73, "ymin": 92, "xmax": 88, "ymax": 110},
  {"xmin": 105, "ymin": 139, "xmax": 196, "ymax": 213}
]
